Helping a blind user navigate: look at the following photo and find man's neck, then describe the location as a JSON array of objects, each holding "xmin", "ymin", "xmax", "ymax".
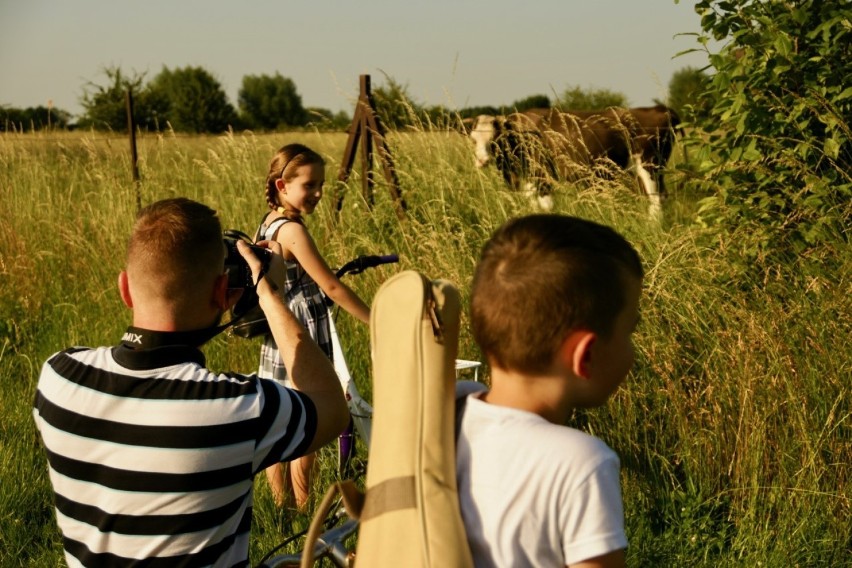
[{"xmin": 131, "ymin": 308, "xmax": 219, "ymax": 333}]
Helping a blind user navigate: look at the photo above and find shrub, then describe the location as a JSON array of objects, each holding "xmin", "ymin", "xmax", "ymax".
[{"xmin": 690, "ymin": 0, "xmax": 851, "ymax": 276}]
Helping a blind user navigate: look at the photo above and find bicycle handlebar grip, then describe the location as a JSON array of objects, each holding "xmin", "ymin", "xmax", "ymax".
[
  {"xmin": 372, "ymin": 254, "xmax": 399, "ymax": 265},
  {"xmin": 335, "ymin": 254, "xmax": 399, "ymax": 278}
]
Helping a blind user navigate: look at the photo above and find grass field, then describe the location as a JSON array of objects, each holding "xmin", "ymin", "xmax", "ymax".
[{"xmin": 1, "ymin": 126, "xmax": 849, "ymax": 566}]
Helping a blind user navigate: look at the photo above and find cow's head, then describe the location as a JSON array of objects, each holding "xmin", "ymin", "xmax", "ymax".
[{"xmin": 468, "ymin": 115, "xmax": 500, "ymax": 169}]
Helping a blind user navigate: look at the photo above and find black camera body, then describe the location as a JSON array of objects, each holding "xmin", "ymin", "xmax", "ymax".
[{"xmin": 224, "ymin": 238, "xmax": 272, "ymax": 288}]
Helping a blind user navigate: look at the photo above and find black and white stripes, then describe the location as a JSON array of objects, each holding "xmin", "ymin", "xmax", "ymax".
[{"xmin": 33, "ymin": 345, "xmax": 316, "ymax": 567}]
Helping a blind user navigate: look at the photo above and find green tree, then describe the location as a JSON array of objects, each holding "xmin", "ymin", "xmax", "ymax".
[
  {"xmin": 557, "ymin": 85, "xmax": 627, "ymax": 111},
  {"xmin": 690, "ymin": 0, "xmax": 851, "ymax": 267},
  {"xmin": 456, "ymin": 95, "xmax": 549, "ymax": 120},
  {"xmin": 238, "ymin": 73, "xmax": 307, "ymax": 130},
  {"xmin": 511, "ymin": 94, "xmax": 551, "ymax": 112},
  {"xmin": 421, "ymin": 104, "xmax": 450, "ymax": 126},
  {"xmin": 304, "ymin": 107, "xmax": 351, "ymax": 130},
  {"xmin": 666, "ymin": 66, "xmax": 713, "ymax": 122},
  {"xmin": 149, "ymin": 66, "xmax": 237, "ymax": 133},
  {"xmin": 372, "ymin": 74, "xmax": 421, "ymax": 129},
  {"xmin": 78, "ymin": 66, "xmax": 167, "ymax": 132},
  {"xmin": 458, "ymin": 105, "xmax": 500, "ymax": 120},
  {"xmin": 1, "ymin": 105, "xmax": 72, "ymax": 131}
]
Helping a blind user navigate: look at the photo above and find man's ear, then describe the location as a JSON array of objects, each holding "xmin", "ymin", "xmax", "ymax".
[
  {"xmin": 559, "ymin": 330, "xmax": 596, "ymax": 379},
  {"xmin": 213, "ymin": 273, "xmax": 231, "ymax": 311},
  {"xmin": 225, "ymin": 287, "xmax": 244, "ymax": 311},
  {"xmin": 118, "ymin": 271, "xmax": 133, "ymax": 308}
]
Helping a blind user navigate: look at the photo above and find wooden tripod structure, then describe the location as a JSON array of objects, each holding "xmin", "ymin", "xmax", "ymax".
[{"xmin": 335, "ymin": 75, "xmax": 406, "ymax": 218}]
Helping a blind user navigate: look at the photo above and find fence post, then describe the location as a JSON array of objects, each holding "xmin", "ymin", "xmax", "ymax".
[
  {"xmin": 336, "ymin": 75, "xmax": 406, "ymax": 219},
  {"xmin": 125, "ymin": 89, "xmax": 141, "ymax": 211}
]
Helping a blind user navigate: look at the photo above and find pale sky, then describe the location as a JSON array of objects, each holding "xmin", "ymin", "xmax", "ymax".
[{"xmin": 0, "ymin": 0, "xmax": 714, "ymax": 119}]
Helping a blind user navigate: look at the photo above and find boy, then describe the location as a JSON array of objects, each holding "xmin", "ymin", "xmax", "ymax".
[{"xmin": 457, "ymin": 214, "xmax": 642, "ymax": 568}]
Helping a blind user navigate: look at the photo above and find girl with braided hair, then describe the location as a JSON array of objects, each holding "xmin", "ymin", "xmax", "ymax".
[{"xmin": 256, "ymin": 143, "xmax": 370, "ymax": 509}]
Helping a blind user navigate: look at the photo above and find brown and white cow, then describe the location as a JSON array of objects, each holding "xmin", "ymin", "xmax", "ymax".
[{"xmin": 466, "ymin": 105, "xmax": 681, "ymax": 218}]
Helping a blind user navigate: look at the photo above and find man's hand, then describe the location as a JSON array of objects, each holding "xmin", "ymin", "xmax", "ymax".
[{"xmin": 236, "ymin": 239, "xmax": 286, "ymax": 297}]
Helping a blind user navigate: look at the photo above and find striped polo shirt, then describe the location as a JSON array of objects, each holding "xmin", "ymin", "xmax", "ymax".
[{"xmin": 33, "ymin": 342, "xmax": 317, "ymax": 567}]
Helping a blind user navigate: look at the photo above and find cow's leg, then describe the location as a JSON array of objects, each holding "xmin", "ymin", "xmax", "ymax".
[
  {"xmin": 521, "ymin": 181, "xmax": 554, "ymax": 211},
  {"xmin": 633, "ymin": 155, "xmax": 663, "ymax": 221},
  {"xmin": 656, "ymin": 168, "xmax": 667, "ymax": 201}
]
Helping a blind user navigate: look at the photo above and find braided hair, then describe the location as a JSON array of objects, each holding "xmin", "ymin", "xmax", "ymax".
[{"xmin": 265, "ymin": 143, "xmax": 325, "ymax": 222}]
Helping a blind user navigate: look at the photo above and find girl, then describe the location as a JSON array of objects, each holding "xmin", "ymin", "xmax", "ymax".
[{"xmin": 257, "ymin": 143, "xmax": 370, "ymax": 509}]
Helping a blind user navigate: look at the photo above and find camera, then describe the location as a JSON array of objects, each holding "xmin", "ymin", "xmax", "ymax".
[{"xmin": 224, "ymin": 238, "xmax": 272, "ymax": 288}]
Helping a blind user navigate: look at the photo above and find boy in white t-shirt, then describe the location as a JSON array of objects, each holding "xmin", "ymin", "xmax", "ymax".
[{"xmin": 457, "ymin": 214, "xmax": 643, "ymax": 568}]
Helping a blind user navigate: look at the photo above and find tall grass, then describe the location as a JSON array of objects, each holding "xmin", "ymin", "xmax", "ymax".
[{"xmin": 1, "ymin": 127, "xmax": 849, "ymax": 566}]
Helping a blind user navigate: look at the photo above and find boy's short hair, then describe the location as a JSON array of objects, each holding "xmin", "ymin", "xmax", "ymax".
[
  {"xmin": 126, "ymin": 198, "xmax": 224, "ymax": 303},
  {"xmin": 471, "ymin": 214, "xmax": 643, "ymax": 374}
]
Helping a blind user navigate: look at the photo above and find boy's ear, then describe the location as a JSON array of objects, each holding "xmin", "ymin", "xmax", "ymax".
[
  {"xmin": 559, "ymin": 330, "xmax": 596, "ymax": 379},
  {"xmin": 118, "ymin": 271, "xmax": 133, "ymax": 308}
]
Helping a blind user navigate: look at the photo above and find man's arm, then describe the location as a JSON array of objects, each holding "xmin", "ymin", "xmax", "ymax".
[{"xmin": 237, "ymin": 240, "xmax": 349, "ymax": 453}]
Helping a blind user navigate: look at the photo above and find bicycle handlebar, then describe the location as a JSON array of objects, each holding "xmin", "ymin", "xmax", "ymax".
[
  {"xmin": 334, "ymin": 254, "xmax": 399, "ymax": 279},
  {"xmin": 323, "ymin": 254, "xmax": 398, "ymax": 310}
]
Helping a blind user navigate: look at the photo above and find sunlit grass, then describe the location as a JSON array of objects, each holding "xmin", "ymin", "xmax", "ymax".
[{"xmin": 1, "ymin": 126, "xmax": 849, "ymax": 565}]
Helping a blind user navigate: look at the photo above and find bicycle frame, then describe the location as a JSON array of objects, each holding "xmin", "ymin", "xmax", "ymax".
[
  {"xmin": 326, "ymin": 254, "xmax": 481, "ymax": 477},
  {"xmin": 255, "ymin": 256, "xmax": 397, "ymax": 568},
  {"xmin": 333, "ymin": 320, "xmax": 483, "ymax": 475},
  {"xmin": 330, "ymin": 315, "xmax": 372, "ymax": 474},
  {"xmin": 328, "ymin": 255, "xmax": 482, "ymax": 476},
  {"xmin": 327, "ymin": 254, "xmax": 398, "ymax": 476},
  {"xmin": 256, "ymin": 518, "xmax": 358, "ymax": 568}
]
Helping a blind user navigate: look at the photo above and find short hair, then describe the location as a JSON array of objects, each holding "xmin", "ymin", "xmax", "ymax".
[
  {"xmin": 470, "ymin": 214, "xmax": 643, "ymax": 374},
  {"xmin": 126, "ymin": 198, "xmax": 224, "ymax": 305},
  {"xmin": 264, "ymin": 143, "xmax": 326, "ymax": 211}
]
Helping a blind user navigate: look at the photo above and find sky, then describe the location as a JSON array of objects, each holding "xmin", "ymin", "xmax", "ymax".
[{"xmin": 0, "ymin": 0, "xmax": 715, "ymax": 119}]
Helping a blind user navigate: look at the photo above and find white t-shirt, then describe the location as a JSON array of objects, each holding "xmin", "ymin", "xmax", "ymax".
[{"xmin": 456, "ymin": 392, "xmax": 627, "ymax": 567}]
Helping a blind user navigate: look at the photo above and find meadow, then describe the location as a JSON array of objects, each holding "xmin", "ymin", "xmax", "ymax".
[{"xmin": 0, "ymin": 126, "xmax": 849, "ymax": 566}]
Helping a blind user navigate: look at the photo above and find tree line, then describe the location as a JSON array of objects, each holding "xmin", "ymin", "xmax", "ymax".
[
  {"xmin": 1, "ymin": 64, "xmax": 710, "ymax": 134},
  {"xmin": 2, "ymin": 0, "xmax": 848, "ymax": 281},
  {"xmin": 1, "ymin": 65, "xmax": 351, "ymax": 134}
]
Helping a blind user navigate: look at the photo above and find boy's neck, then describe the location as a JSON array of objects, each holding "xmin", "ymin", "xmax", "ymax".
[{"xmin": 485, "ymin": 366, "xmax": 575, "ymax": 425}]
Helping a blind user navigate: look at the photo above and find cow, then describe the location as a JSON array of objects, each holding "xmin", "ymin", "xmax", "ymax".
[{"xmin": 465, "ymin": 105, "xmax": 681, "ymax": 219}]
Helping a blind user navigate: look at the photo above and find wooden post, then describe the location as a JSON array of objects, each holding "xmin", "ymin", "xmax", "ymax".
[
  {"xmin": 336, "ymin": 75, "xmax": 406, "ymax": 218},
  {"xmin": 360, "ymin": 92, "xmax": 374, "ymax": 206},
  {"xmin": 125, "ymin": 89, "xmax": 141, "ymax": 211}
]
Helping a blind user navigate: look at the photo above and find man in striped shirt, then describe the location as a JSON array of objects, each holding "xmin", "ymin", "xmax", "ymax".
[{"xmin": 33, "ymin": 198, "xmax": 349, "ymax": 567}]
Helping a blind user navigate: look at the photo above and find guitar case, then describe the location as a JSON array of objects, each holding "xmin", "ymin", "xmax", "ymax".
[{"xmin": 354, "ymin": 270, "xmax": 474, "ymax": 567}]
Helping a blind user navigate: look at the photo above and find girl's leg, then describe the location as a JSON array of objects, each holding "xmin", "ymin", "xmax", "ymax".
[
  {"xmin": 289, "ymin": 452, "xmax": 317, "ymax": 509},
  {"xmin": 264, "ymin": 462, "xmax": 293, "ymax": 508}
]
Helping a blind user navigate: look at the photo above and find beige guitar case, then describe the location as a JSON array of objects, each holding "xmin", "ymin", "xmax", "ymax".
[{"xmin": 354, "ymin": 270, "xmax": 474, "ymax": 567}]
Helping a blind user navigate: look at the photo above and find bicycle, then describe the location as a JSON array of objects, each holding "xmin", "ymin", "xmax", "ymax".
[
  {"xmin": 250, "ymin": 254, "xmax": 390, "ymax": 568},
  {"xmin": 326, "ymin": 254, "xmax": 481, "ymax": 477},
  {"xmin": 326, "ymin": 254, "xmax": 398, "ymax": 477},
  {"xmin": 254, "ymin": 257, "xmax": 483, "ymax": 568}
]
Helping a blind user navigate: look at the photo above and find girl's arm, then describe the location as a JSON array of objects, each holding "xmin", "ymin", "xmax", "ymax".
[
  {"xmin": 276, "ymin": 222, "xmax": 371, "ymax": 324},
  {"xmin": 237, "ymin": 240, "xmax": 349, "ymax": 452}
]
